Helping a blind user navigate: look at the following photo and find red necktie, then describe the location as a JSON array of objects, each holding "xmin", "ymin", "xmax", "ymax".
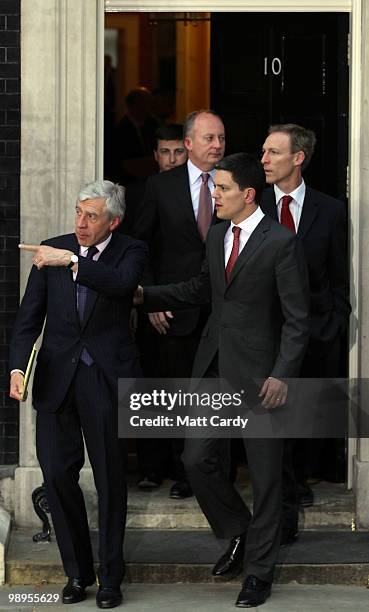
[
  {"xmin": 225, "ymin": 226, "xmax": 241, "ymax": 282},
  {"xmin": 197, "ymin": 172, "xmax": 213, "ymax": 241},
  {"xmin": 280, "ymin": 195, "xmax": 296, "ymax": 233}
]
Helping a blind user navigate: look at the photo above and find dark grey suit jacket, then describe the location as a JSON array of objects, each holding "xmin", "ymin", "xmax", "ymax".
[
  {"xmin": 132, "ymin": 163, "xmax": 218, "ymax": 336},
  {"xmin": 144, "ymin": 215, "xmax": 310, "ymax": 389}
]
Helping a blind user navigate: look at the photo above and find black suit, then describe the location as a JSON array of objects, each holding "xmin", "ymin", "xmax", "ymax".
[
  {"xmin": 261, "ymin": 185, "xmax": 351, "ymax": 527},
  {"xmin": 9, "ymin": 232, "xmax": 147, "ymax": 585},
  {"xmin": 145, "ymin": 215, "xmax": 310, "ymax": 581},
  {"xmin": 261, "ymin": 185, "xmax": 350, "ymax": 349},
  {"xmin": 132, "ymin": 163, "xmax": 216, "ymax": 480}
]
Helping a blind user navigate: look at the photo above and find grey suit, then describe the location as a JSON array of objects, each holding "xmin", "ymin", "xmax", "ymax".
[{"xmin": 145, "ymin": 214, "xmax": 310, "ymax": 581}]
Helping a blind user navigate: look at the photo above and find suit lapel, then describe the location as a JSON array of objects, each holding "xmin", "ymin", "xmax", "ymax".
[
  {"xmin": 226, "ymin": 216, "xmax": 270, "ymax": 286},
  {"xmin": 173, "ymin": 165, "xmax": 199, "ymax": 228},
  {"xmin": 214, "ymin": 222, "xmax": 229, "ymax": 293},
  {"xmin": 297, "ymin": 186, "xmax": 319, "ymax": 238},
  {"xmin": 59, "ymin": 234, "xmax": 80, "ymax": 324},
  {"xmin": 261, "ymin": 188, "xmax": 278, "ymax": 222},
  {"xmin": 80, "ymin": 233, "xmax": 118, "ymax": 329}
]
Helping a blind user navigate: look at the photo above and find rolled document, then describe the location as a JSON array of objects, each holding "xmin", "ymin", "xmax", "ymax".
[{"xmin": 21, "ymin": 344, "xmax": 37, "ymax": 402}]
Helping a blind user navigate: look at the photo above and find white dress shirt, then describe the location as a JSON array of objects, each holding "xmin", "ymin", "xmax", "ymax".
[
  {"xmin": 73, "ymin": 233, "xmax": 112, "ymax": 281},
  {"xmin": 187, "ymin": 158, "xmax": 216, "ymax": 219},
  {"xmin": 224, "ymin": 206, "xmax": 265, "ymax": 266},
  {"xmin": 274, "ymin": 180, "xmax": 306, "ymax": 231}
]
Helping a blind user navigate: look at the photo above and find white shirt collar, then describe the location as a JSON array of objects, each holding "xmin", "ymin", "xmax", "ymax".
[
  {"xmin": 187, "ymin": 158, "xmax": 216, "ymax": 185},
  {"xmin": 230, "ymin": 206, "xmax": 265, "ymax": 232},
  {"xmin": 79, "ymin": 233, "xmax": 112, "ymax": 256},
  {"xmin": 274, "ymin": 179, "xmax": 306, "ymax": 207}
]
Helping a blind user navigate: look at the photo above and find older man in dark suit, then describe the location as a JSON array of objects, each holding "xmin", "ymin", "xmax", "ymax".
[
  {"xmin": 260, "ymin": 123, "xmax": 351, "ymax": 543},
  {"xmin": 137, "ymin": 153, "xmax": 310, "ymax": 607},
  {"xmin": 9, "ymin": 180, "xmax": 147, "ymax": 609},
  {"xmin": 132, "ymin": 109, "xmax": 225, "ymax": 498}
]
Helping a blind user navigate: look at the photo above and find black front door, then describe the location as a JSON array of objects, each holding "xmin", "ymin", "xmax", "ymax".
[{"xmin": 211, "ymin": 13, "xmax": 349, "ymax": 200}]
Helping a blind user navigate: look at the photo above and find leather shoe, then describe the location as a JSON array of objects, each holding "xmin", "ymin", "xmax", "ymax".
[
  {"xmin": 138, "ymin": 473, "xmax": 162, "ymax": 490},
  {"xmin": 96, "ymin": 586, "xmax": 123, "ymax": 609},
  {"xmin": 298, "ymin": 483, "xmax": 314, "ymax": 507},
  {"xmin": 235, "ymin": 575, "xmax": 271, "ymax": 607},
  {"xmin": 169, "ymin": 480, "xmax": 193, "ymax": 499},
  {"xmin": 62, "ymin": 577, "xmax": 95, "ymax": 604},
  {"xmin": 212, "ymin": 534, "xmax": 246, "ymax": 576}
]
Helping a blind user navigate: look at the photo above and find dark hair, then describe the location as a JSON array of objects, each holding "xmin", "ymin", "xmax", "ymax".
[
  {"xmin": 183, "ymin": 109, "xmax": 223, "ymax": 138},
  {"xmin": 215, "ymin": 153, "xmax": 265, "ymax": 204},
  {"xmin": 268, "ymin": 123, "xmax": 317, "ymax": 171},
  {"xmin": 155, "ymin": 123, "xmax": 184, "ymax": 147}
]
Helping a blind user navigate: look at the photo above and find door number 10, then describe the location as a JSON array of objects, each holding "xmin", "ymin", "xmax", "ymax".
[{"xmin": 264, "ymin": 57, "xmax": 282, "ymax": 75}]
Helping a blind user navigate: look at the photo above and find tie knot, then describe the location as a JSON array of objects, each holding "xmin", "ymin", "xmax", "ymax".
[
  {"xmin": 201, "ymin": 172, "xmax": 210, "ymax": 185},
  {"xmin": 232, "ymin": 226, "xmax": 241, "ymax": 238},
  {"xmin": 281, "ymin": 195, "xmax": 293, "ymax": 208},
  {"xmin": 86, "ymin": 246, "xmax": 99, "ymax": 259}
]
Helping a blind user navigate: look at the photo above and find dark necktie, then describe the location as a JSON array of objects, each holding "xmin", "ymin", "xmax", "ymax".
[
  {"xmin": 280, "ymin": 195, "xmax": 296, "ymax": 233},
  {"xmin": 225, "ymin": 226, "xmax": 241, "ymax": 282},
  {"xmin": 77, "ymin": 245, "xmax": 98, "ymax": 365},
  {"xmin": 197, "ymin": 172, "xmax": 213, "ymax": 241}
]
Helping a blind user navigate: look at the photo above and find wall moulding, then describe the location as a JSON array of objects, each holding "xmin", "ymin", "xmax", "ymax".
[{"xmin": 105, "ymin": 0, "xmax": 352, "ymax": 12}]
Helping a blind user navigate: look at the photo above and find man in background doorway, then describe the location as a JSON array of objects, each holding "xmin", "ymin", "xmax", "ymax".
[
  {"xmin": 132, "ymin": 109, "xmax": 225, "ymax": 499},
  {"xmin": 122, "ymin": 123, "xmax": 187, "ymax": 235},
  {"xmin": 127, "ymin": 123, "xmax": 188, "ymax": 489},
  {"xmin": 261, "ymin": 123, "xmax": 351, "ymax": 544}
]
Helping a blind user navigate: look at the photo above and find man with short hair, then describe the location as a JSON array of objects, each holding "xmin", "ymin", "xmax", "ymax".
[
  {"xmin": 136, "ymin": 152, "xmax": 310, "ymax": 607},
  {"xmin": 132, "ymin": 110, "xmax": 225, "ymax": 498},
  {"xmin": 126, "ymin": 123, "xmax": 187, "ymax": 488},
  {"xmin": 261, "ymin": 124, "xmax": 351, "ymax": 542},
  {"xmin": 154, "ymin": 123, "xmax": 187, "ymax": 172},
  {"xmin": 122, "ymin": 123, "xmax": 187, "ymax": 234},
  {"xmin": 9, "ymin": 180, "xmax": 147, "ymax": 609}
]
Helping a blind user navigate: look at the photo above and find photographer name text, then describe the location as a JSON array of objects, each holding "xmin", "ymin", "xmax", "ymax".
[{"xmin": 130, "ymin": 415, "xmax": 249, "ymax": 429}]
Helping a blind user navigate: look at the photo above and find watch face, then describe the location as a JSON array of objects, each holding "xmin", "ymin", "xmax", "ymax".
[{"xmin": 71, "ymin": 255, "xmax": 78, "ymax": 263}]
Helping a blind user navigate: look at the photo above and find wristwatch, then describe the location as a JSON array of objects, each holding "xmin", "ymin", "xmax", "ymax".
[{"xmin": 67, "ymin": 254, "xmax": 79, "ymax": 269}]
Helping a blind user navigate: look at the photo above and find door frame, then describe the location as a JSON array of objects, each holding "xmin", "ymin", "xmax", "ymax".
[{"xmin": 100, "ymin": 0, "xmax": 361, "ymax": 486}]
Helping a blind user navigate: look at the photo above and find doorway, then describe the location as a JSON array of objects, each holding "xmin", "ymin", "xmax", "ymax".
[{"xmin": 103, "ymin": 7, "xmax": 353, "ymax": 486}]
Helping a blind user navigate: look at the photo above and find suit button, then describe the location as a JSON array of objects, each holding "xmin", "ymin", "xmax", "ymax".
[{"xmin": 71, "ymin": 358, "xmax": 76, "ymax": 364}]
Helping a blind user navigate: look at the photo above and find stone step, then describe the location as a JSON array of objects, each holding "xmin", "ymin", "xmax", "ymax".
[
  {"xmin": 6, "ymin": 528, "xmax": 369, "ymax": 586},
  {"xmin": 125, "ymin": 479, "xmax": 353, "ymax": 530}
]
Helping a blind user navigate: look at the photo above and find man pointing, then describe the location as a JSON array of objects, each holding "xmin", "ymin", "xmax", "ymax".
[{"xmin": 10, "ymin": 179, "xmax": 147, "ymax": 609}]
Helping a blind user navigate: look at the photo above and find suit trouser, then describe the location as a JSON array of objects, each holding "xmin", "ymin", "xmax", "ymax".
[
  {"xmin": 183, "ymin": 435, "xmax": 283, "ymax": 583},
  {"xmin": 36, "ymin": 360, "xmax": 127, "ymax": 585},
  {"xmin": 137, "ymin": 325, "xmax": 203, "ymax": 481}
]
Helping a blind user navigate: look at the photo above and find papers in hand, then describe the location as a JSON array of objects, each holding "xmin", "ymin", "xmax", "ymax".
[{"xmin": 21, "ymin": 344, "xmax": 37, "ymax": 402}]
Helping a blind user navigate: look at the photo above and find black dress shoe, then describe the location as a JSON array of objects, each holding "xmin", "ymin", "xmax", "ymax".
[
  {"xmin": 212, "ymin": 534, "xmax": 246, "ymax": 576},
  {"xmin": 235, "ymin": 575, "xmax": 271, "ymax": 608},
  {"xmin": 96, "ymin": 586, "xmax": 122, "ymax": 609},
  {"xmin": 280, "ymin": 528, "xmax": 299, "ymax": 547},
  {"xmin": 62, "ymin": 577, "xmax": 95, "ymax": 604},
  {"xmin": 298, "ymin": 483, "xmax": 314, "ymax": 507},
  {"xmin": 138, "ymin": 473, "xmax": 162, "ymax": 490},
  {"xmin": 169, "ymin": 480, "xmax": 193, "ymax": 499}
]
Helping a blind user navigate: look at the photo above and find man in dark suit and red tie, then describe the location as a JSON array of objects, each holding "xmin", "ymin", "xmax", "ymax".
[
  {"xmin": 136, "ymin": 153, "xmax": 310, "ymax": 607},
  {"xmin": 260, "ymin": 124, "xmax": 351, "ymax": 544},
  {"xmin": 132, "ymin": 109, "xmax": 225, "ymax": 498},
  {"xmin": 9, "ymin": 180, "xmax": 147, "ymax": 609}
]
